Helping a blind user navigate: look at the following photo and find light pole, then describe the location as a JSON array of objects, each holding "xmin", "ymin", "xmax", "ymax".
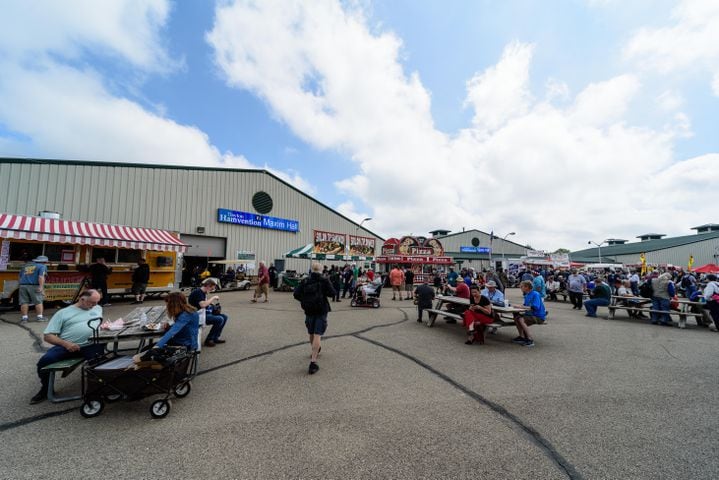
[
  {"xmin": 588, "ymin": 240, "xmax": 607, "ymax": 263},
  {"xmin": 356, "ymin": 217, "xmax": 372, "ymax": 235},
  {"xmin": 501, "ymin": 232, "xmax": 516, "ymax": 267}
]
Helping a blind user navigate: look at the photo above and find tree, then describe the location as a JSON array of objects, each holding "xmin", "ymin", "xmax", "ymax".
[{"xmin": 553, "ymin": 248, "xmax": 570, "ymax": 254}]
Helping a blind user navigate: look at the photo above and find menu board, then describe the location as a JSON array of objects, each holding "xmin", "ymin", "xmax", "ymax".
[
  {"xmin": 348, "ymin": 235, "xmax": 376, "ymax": 256},
  {"xmin": 0, "ymin": 240, "xmax": 9, "ymax": 271},
  {"xmin": 312, "ymin": 230, "xmax": 346, "ymax": 255}
]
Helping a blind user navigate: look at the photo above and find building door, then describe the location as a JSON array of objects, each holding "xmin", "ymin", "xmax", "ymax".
[{"xmin": 179, "ymin": 234, "xmax": 227, "ymax": 287}]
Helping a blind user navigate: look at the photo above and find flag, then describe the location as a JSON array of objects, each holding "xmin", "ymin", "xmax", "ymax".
[
  {"xmin": 489, "ymin": 230, "xmax": 494, "ymax": 245},
  {"xmin": 688, "ymin": 255, "xmax": 694, "ymax": 270}
]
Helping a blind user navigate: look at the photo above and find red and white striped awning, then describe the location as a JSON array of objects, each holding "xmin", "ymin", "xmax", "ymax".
[{"xmin": 0, "ymin": 213, "xmax": 187, "ymax": 252}]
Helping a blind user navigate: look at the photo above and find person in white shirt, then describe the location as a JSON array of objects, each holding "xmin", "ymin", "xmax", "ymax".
[
  {"xmin": 703, "ymin": 274, "xmax": 719, "ymax": 331},
  {"xmin": 481, "ymin": 281, "xmax": 505, "ymax": 306}
]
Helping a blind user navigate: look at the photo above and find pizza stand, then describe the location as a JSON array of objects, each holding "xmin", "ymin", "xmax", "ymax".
[{"xmin": 375, "ymin": 236, "xmax": 453, "ymax": 284}]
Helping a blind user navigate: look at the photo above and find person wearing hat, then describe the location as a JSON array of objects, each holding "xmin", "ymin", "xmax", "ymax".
[
  {"xmin": 481, "ymin": 280, "xmax": 505, "ymax": 307},
  {"xmin": 188, "ymin": 277, "xmax": 228, "ymax": 347},
  {"xmin": 19, "ymin": 254, "xmax": 49, "ymax": 322}
]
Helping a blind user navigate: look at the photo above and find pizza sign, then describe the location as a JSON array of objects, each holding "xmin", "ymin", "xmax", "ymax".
[{"xmin": 313, "ymin": 230, "xmax": 346, "ymax": 255}]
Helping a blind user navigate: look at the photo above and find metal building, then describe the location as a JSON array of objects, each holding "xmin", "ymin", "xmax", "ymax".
[
  {"xmin": 571, "ymin": 229, "xmax": 719, "ymax": 268},
  {"xmin": 0, "ymin": 158, "xmax": 384, "ymax": 277},
  {"xmin": 428, "ymin": 229, "xmax": 529, "ymax": 271}
]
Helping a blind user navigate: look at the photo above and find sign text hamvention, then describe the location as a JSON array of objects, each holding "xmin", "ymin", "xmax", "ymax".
[{"xmin": 218, "ymin": 209, "xmax": 299, "ymax": 233}]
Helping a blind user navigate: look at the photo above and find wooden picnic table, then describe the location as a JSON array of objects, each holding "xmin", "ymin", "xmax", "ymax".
[
  {"xmin": 608, "ymin": 295, "xmax": 707, "ymax": 327},
  {"xmin": 95, "ymin": 306, "xmax": 170, "ymax": 353},
  {"xmin": 423, "ymin": 295, "xmax": 525, "ymax": 330}
]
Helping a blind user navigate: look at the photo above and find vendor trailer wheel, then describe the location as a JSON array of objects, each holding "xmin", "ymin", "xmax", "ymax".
[
  {"xmin": 80, "ymin": 399, "xmax": 104, "ymax": 418},
  {"xmin": 150, "ymin": 399, "xmax": 171, "ymax": 419},
  {"xmin": 372, "ymin": 299, "xmax": 380, "ymax": 308},
  {"xmin": 173, "ymin": 381, "xmax": 191, "ymax": 398}
]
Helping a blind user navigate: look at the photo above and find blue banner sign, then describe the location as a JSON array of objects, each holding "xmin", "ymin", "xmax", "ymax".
[
  {"xmin": 460, "ymin": 246, "xmax": 491, "ymax": 253},
  {"xmin": 218, "ymin": 208, "xmax": 299, "ymax": 233}
]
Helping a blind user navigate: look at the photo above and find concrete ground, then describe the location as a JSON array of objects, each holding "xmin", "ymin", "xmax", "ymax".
[{"xmin": 1, "ymin": 288, "xmax": 718, "ymax": 480}]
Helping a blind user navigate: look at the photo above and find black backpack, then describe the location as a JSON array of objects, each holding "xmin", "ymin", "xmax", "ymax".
[
  {"xmin": 680, "ymin": 276, "xmax": 691, "ymax": 288},
  {"xmin": 300, "ymin": 278, "xmax": 325, "ymax": 314},
  {"xmin": 639, "ymin": 280, "xmax": 653, "ymax": 298}
]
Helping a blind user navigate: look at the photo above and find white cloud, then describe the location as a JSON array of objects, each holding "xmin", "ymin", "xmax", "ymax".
[
  {"xmin": 656, "ymin": 90, "xmax": 684, "ymax": 111},
  {"xmin": 464, "ymin": 41, "xmax": 534, "ymax": 132},
  {"xmin": 713, "ymin": 73, "xmax": 719, "ymax": 96},
  {"xmin": 624, "ymin": 0, "xmax": 719, "ymax": 94},
  {"xmin": 0, "ymin": 0, "xmax": 175, "ymax": 71},
  {"xmin": 208, "ymin": 0, "xmax": 717, "ymax": 249},
  {"xmin": 0, "ymin": 0, "xmax": 314, "ymax": 193}
]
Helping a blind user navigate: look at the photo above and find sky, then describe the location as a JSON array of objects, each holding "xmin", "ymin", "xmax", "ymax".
[{"xmin": 1, "ymin": 0, "xmax": 717, "ymax": 252}]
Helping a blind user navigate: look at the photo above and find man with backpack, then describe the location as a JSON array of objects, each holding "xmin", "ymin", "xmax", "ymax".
[{"xmin": 294, "ymin": 262, "xmax": 336, "ymax": 375}]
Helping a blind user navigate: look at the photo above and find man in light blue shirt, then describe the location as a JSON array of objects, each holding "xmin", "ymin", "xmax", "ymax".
[
  {"xmin": 481, "ymin": 280, "xmax": 505, "ymax": 306},
  {"xmin": 19, "ymin": 255, "xmax": 49, "ymax": 322},
  {"xmin": 532, "ymin": 271, "xmax": 546, "ymax": 299},
  {"xmin": 31, "ymin": 290, "xmax": 104, "ymax": 404}
]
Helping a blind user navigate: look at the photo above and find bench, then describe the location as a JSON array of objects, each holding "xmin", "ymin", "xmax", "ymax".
[
  {"xmin": 40, "ymin": 357, "xmax": 85, "ymax": 403},
  {"xmin": 546, "ymin": 291, "xmax": 569, "ymax": 302},
  {"xmin": 423, "ymin": 308, "xmax": 463, "ymax": 328},
  {"xmin": 608, "ymin": 305, "xmax": 704, "ymax": 328}
]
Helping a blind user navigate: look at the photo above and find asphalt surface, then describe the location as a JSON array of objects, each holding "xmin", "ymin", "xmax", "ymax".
[{"xmin": 1, "ymin": 288, "xmax": 718, "ymax": 479}]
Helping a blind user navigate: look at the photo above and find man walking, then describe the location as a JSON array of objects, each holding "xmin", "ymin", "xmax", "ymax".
[
  {"xmin": 19, "ymin": 254, "xmax": 49, "ymax": 323},
  {"xmin": 567, "ymin": 269, "xmax": 587, "ymax": 310},
  {"xmin": 294, "ymin": 262, "xmax": 335, "ymax": 375},
  {"xmin": 252, "ymin": 261, "xmax": 270, "ymax": 303}
]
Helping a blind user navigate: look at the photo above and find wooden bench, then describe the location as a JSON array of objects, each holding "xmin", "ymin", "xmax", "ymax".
[
  {"xmin": 546, "ymin": 291, "xmax": 569, "ymax": 302},
  {"xmin": 424, "ymin": 308, "xmax": 521, "ymax": 332},
  {"xmin": 423, "ymin": 308, "xmax": 463, "ymax": 328},
  {"xmin": 608, "ymin": 305, "xmax": 704, "ymax": 328},
  {"xmin": 40, "ymin": 357, "xmax": 85, "ymax": 403}
]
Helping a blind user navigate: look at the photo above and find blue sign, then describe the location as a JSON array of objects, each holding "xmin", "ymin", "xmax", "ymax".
[
  {"xmin": 460, "ymin": 246, "xmax": 491, "ymax": 253},
  {"xmin": 218, "ymin": 208, "xmax": 299, "ymax": 233}
]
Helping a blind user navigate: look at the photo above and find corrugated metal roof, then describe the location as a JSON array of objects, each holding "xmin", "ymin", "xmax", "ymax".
[{"xmin": 572, "ymin": 231, "xmax": 719, "ymax": 258}]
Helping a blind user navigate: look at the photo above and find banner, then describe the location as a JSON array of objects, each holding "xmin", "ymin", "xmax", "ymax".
[
  {"xmin": 348, "ymin": 235, "xmax": 376, "ymax": 256},
  {"xmin": 550, "ymin": 253, "xmax": 570, "ymax": 267},
  {"xmin": 0, "ymin": 239, "xmax": 9, "ymax": 271},
  {"xmin": 313, "ymin": 230, "xmax": 346, "ymax": 255}
]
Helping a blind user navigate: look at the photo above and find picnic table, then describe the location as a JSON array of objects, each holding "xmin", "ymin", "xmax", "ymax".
[
  {"xmin": 422, "ymin": 295, "xmax": 525, "ymax": 331},
  {"xmin": 95, "ymin": 306, "xmax": 170, "ymax": 354},
  {"xmin": 608, "ymin": 295, "xmax": 706, "ymax": 328}
]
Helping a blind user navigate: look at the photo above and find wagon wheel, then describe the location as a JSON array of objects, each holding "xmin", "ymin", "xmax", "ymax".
[
  {"xmin": 80, "ymin": 399, "xmax": 104, "ymax": 418},
  {"xmin": 350, "ymin": 299, "xmax": 357, "ymax": 307},
  {"xmin": 372, "ymin": 299, "xmax": 380, "ymax": 308},
  {"xmin": 150, "ymin": 399, "xmax": 171, "ymax": 419},
  {"xmin": 104, "ymin": 393, "xmax": 122, "ymax": 403},
  {"xmin": 174, "ymin": 381, "xmax": 191, "ymax": 398}
]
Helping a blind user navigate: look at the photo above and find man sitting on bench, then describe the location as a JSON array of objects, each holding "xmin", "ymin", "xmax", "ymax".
[{"xmin": 31, "ymin": 290, "xmax": 105, "ymax": 405}]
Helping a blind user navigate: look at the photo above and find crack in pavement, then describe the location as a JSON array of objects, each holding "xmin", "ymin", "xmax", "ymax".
[
  {"xmin": 0, "ymin": 316, "xmax": 45, "ymax": 353},
  {"xmin": 353, "ymin": 333, "xmax": 583, "ymax": 480}
]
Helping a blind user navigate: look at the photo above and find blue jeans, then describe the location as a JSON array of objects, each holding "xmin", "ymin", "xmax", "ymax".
[
  {"xmin": 584, "ymin": 298, "xmax": 609, "ymax": 316},
  {"xmin": 205, "ymin": 313, "xmax": 228, "ymax": 342},
  {"xmin": 650, "ymin": 297, "xmax": 671, "ymax": 324},
  {"xmin": 36, "ymin": 343, "xmax": 105, "ymax": 391}
]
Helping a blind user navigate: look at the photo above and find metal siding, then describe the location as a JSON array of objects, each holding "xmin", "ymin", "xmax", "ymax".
[{"xmin": 614, "ymin": 239, "xmax": 719, "ymax": 266}]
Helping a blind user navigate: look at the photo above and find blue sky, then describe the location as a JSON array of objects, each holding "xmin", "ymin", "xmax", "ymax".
[{"xmin": 1, "ymin": 0, "xmax": 718, "ymax": 251}]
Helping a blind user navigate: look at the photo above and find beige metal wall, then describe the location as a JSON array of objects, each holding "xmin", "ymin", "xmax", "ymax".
[
  {"xmin": 434, "ymin": 230, "xmax": 528, "ymax": 270},
  {"xmin": 0, "ymin": 161, "xmax": 382, "ymax": 272},
  {"xmin": 612, "ymin": 239, "xmax": 719, "ymax": 267}
]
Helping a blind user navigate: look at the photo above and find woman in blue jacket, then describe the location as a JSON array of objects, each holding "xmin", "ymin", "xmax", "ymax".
[{"xmin": 155, "ymin": 292, "xmax": 199, "ymax": 350}]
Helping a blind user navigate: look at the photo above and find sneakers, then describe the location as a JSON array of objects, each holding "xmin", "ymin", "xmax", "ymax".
[
  {"xmin": 511, "ymin": 336, "xmax": 526, "ymax": 344},
  {"xmin": 20, "ymin": 316, "xmax": 28, "ymax": 323},
  {"xmin": 522, "ymin": 339, "xmax": 535, "ymax": 348},
  {"xmin": 36, "ymin": 316, "xmax": 47, "ymax": 322},
  {"xmin": 213, "ymin": 339, "xmax": 226, "ymax": 344},
  {"xmin": 30, "ymin": 390, "xmax": 47, "ymax": 404},
  {"xmin": 204, "ymin": 340, "xmax": 216, "ymax": 347},
  {"xmin": 308, "ymin": 362, "xmax": 319, "ymax": 375}
]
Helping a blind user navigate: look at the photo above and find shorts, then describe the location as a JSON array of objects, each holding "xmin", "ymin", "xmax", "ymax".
[
  {"xmin": 305, "ymin": 314, "xmax": 328, "ymax": 335},
  {"xmin": 132, "ymin": 282, "xmax": 148, "ymax": 295},
  {"xmin": 392, "ymin": 285, "xmax": 401, "ymax": 292},
  {"xmin": 521, "ymin": 312, "xmax": 546, "ymax": 325},
  {"xmin": 19, "ymin": 285, "xmax": 43, "ymax": 305},
  {"xmin": 255, "ymin": 283, "xmax": 269, "ymax": 296},
  {"xmin": 404, "ymin": 284, "xmax": 413, "ymax": 292}
]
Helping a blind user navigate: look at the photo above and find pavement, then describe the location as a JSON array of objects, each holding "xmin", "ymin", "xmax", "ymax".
[{"xmin": 1, "ymin": 289, "xmax": 718, "ymax": 480}]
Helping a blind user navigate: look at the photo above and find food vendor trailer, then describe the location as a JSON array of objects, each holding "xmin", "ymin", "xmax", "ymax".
[
  {"xmin": 375, "ymin": 236, "xmax": 453, "ymax": 284},
  {"xmin": 0, "ymin": 213, "xmax": 187, "ymax": 306}
]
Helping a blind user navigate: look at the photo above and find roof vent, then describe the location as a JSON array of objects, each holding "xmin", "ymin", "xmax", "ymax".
[
  {"xmin": 691, "ymin": 224, "xmax": 719, "ymax": 234},
  {"xmin": 636, "ymin": 233, "xmax": 666, "ymax": 242}
]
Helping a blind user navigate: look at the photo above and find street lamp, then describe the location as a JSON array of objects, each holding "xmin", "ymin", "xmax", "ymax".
[
  {"xmin": 501, "ymin": 232, "xmax": 516, "ymax": 267},
  {"xmin": 588, "ymin": 240, "xmax": 607, "ymax": 263},
  {"xmin": 356, "ymin": 217, "xmax": 372, "ymax": 234}
]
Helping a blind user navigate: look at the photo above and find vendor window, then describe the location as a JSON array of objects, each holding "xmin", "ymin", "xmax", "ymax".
[
  {"xmin": 44, "ymin": 244, "xmax": 74, "ymax": 262},
  {"xmin": 8, "ymin": 242, "xmax": 43, "ymax": 262},
  {"xmin": 92, "ymin": 247, "xmax": 118, "ymax": 263},
  {"xmin": 117, "ymin": 249, "xmax": 142, "ymax": 263}
]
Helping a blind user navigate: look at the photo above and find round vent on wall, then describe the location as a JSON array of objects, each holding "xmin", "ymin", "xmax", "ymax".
[
  {"xmin": 471, "ymin": 237, "xmax": 480, "ymax": 247},
  {"xmin": 252, "ymin": 191, "xmax": 273, "ymax": 214}
]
